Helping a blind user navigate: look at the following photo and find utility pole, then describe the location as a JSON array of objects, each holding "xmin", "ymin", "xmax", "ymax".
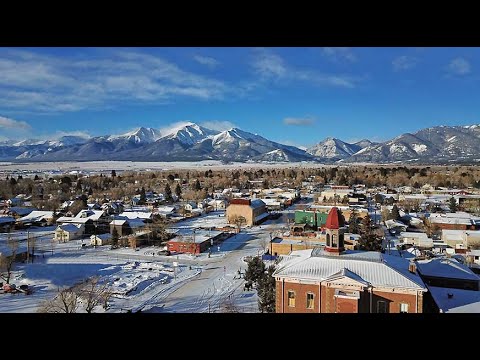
[{"xmin": 26, "ymin": 230, "xmax": 30, "ymax": 263}]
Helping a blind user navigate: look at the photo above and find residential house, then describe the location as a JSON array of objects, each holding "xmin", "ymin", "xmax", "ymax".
[
  {"xmin": 399, "ymin": 232, "xmax": 433, "ymax": 248},
  {"xmin": 441, "ymin": 230, "xmax": 480, "ymax": 252},
  {"xmin": 90, "ymin": 233, "xmax": 112, "ymax": 246},
  {"xmin": 184, "ymin": 201, "xmax": 198, "ymax": 212},
  {"xmin": 110, "ymin": 219, "xmax": 132, "ymax": 237},
  {"xmin": 54, "ymin": 224, "xmax": 85, "ymax": 242},
  {"xmin": 17, "ymin": 211, "xmax": 55, "ymax": 227}
]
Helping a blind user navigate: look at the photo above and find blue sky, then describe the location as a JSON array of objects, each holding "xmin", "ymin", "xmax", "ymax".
[{"xmin": 0, "ymin": 47, "xmax": 479, "ymax": 148}]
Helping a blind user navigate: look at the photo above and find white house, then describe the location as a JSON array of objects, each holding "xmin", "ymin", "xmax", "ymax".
[
  {"xmin": 399, "ymin": 232, "xmax": 433, "ymax": 248},
  {"xmin": 184, "ymin": 201, "xmax": 198, "ymax": 212},
  {"xmin": 442, "ymin": 229, "xmax": 480, "ymax": 249},
  {"xmin": 54, "ymin": 224, "xmax": 85, "ymax": 242},
  {"xmin": 208, "ymin": 199, "xmax": 227, "ymax": 211},
  {"xmin": 90, "ymin": 233, "xmax": 112, "ymax": 246}
]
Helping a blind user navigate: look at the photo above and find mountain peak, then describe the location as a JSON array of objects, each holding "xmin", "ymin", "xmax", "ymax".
[
  {"xmin": 110, "ymin": 127, "xmax": 162, "ymax": 143},
  {"xmin": 307, "ymin": 137, "xmax": 361, "ymax": 159}
]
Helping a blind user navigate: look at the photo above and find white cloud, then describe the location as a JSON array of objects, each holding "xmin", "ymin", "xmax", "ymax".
[
  {"xmin": 322, "ymin": 47, "xmax": 357, "ymax": 62},
  {"xmin": 158, "ymin": 121, "xmax": 196, "ymax": 136},
  {"xmin": 0, "ymin": 116, "xmax": 31, "ymax": 130},
  {"xmin": 447, "ymin": 57, "xmax": 471, "ymax": 75},
  {"xmin": 392, "ymin": 56, "xmax": 417, "ymax": 71},
  {"xmin": 252, "ymin": 50, "xmax": 287, "ymax": 79},
  {"xmin": 283, "ymin": 117, "xmax": 315, "ymax": 126},
  {"xmin": 199, "ymin": 120, "xmax": 237, "ymax": 131},
  {"xmin": 49, "ymin": 130, "xmax": 91, "ymax": 139},
  {"xmin": 193, "ymin": 55, "xmax": 220, "ymax": 69},
  {"xmin": 251, "ymin": 49, "xmax": 358, "ymax": 88},
  {"xmin": 0, "ymin": 49, "xmax": 231, "ymax": 113}
]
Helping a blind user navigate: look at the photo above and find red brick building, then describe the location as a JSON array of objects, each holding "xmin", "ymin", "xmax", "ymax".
[{"xmin": 273, "ymin": 207, "xmax": 427, "ymax": 313}]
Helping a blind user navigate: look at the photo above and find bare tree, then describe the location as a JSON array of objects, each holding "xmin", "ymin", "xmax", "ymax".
[
  {"xmin": 75, "ymin": 276, "xmax": 112, "ymax": 313},
  {"xmin": 220, "ymin": 295, "xmax": 239, "ymax": 313},
  {"xmin": 231, "ymin": 215, "xmax": 247, "ymax": 233},
  {"xmin": 39, "ymin": 277, "xmax": 113, "ymax": 313},
  {"xmin": 39, "ymin": 287, "xmax": 80, "ymax": 313},
  {"xmin": 0, "ymin": 235, "xmax": 18, "ymax": 284},
  {"xmin": 50, "ymin": 238, "xmax": 56, "ymax": 255}
]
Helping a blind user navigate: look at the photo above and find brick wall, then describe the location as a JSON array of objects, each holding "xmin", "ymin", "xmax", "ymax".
[
  {"xmin": 276, "ymin": 279, "xmax": 423, "ymax": 313},
  {"xmin": 277, "ymin": 281, "xmax": 320, "ymax": 313}
]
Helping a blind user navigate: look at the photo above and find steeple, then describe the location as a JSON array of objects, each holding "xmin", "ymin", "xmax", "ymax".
[{"xmin": 324, "ymin": 207, "xmax": 346, "ymax": 254}]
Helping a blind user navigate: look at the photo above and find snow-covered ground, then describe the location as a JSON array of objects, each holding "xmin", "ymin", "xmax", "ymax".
[
  {"xmin": 1, "ymin": 205, "xmax": 295, "ymax": 313},
  {"xmin": 0, "ymin": 160, "xmax": 336, "ymax": 176}
]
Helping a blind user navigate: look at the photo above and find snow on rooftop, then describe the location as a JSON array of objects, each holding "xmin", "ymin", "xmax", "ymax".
[
  {"xmin": 416, "ymin": 258, "xmax": 480, "ymax": 281},
  {"xmin": 274, "ymin": 248, "xmax": 426, "ymax": 290},
  {"xmin": 428, "ymin": 286, "xmax": 480, "ymax": 313}
]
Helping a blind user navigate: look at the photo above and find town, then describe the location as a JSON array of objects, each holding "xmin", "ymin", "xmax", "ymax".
[{"xmin": 1, "ymin": 164, "xmax": 480, "ymax": 313}]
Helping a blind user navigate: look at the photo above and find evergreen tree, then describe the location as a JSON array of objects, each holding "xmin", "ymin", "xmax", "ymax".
[
  {"xmin": 358, "ymin": 215, "xmax": 383, "ymax": 251},
  {"xmin": 374, "ymin": 193, "xmax": 384, "ymax": 205},
  {"xmin": 449, "ymin": 196, "xmax": 457, "ymax": 213},
  {"xmin": 257, "ymin": 265, "xmax": 276, "ymax": 313},
  {"xmin": 34, "ymin": 174, "xmax": 40, "ymax": 181},
  {"xmin": 348, "ymin": 210, "xmax": 360, "ymax": 234},
  {"xmin": 194, "ymin": 179, "xmax": 201, "ymax": 191},
  {"xmin": 390, "ymin": 204, "xmax": 401, "ymax": 220},
  {"xmin": 175, "ymin": 183, "xmax": 182, "ymax": 199},
  {"xmin": 244, "ymin": 256, "xmax": 265, "ymax": 284},
  {"xmin": 111, "ymin": 227, "xmax": 119, "ymax": 248},
  {"xmin": 138, "ymin": 187, "xmax": 147, "ymax": 205},
  {"xmin": 164, "ymin": 183, "xmax": 173, "ymax": 202},
  {"xmin": 111, "ymin": 170, "xmax": 116, "ymax": 178}
]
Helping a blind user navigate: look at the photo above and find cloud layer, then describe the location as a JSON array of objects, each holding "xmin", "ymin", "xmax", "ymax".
[
  {"xmin": 193, "ymin": 55, "xmax": 220, "ymax": 68},
  {"xmin": 0, "ymin": 116, "xmax": 31, "ymax": 130},
  {"xmin": 392, "ymin": 56, "xmax": 417, "ymax": 71},
  {"xmin": 447, "ymin": 57, "xmax": 471, "ymax": 75},
  {"xmin": 0, "ymin": 49, "xmax": 229, "ymax": 113},
  {"xmin": 283, "ymin": 117, "xmax": 315, "ymax": 126},
  {"xmin": 251, "ymin": 49, "xmax": 358, "ymax": 88}
]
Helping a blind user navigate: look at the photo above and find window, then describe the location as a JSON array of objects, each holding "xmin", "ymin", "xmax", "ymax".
[
  {"xmin": 326, "ymin": 234, "xmax": 330, "ymax": 247},
  {"xmin": 377, "ymin": 301, "xmax": 387, "ymax": 313},
  {"xmin": 339, "ymin": 234, "xmax": 344, "ymax": 248},
  {"xmin": 332, "ymin": 234, "xmax": 337, "ymax": 247},
  {"xmin": 306, "ymin": 293, "xmax": 314, "ymax": 309},
  {"xmin": 288, "ymin": 291, "xmax": 296, "ymax": 307},
  {"xmin": 400, "ymin": 303, "xmax": 409, "ymax": 313}
]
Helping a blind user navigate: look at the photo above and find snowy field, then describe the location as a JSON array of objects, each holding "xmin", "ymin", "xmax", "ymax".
[{"xmin": 0, "ymin": 160, "xmax": 335, "ymax": 175}]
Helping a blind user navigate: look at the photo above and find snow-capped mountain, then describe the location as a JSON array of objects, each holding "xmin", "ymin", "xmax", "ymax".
[
  {"xmin": 2, "ymin": 122, "xmax": 480, "ymax": 163},
  {"xmin": 108, "ymin": 127, "xmax": 162, "ymax": 144},
  {"xmin": 162, "ymin": 122, "xmax": 218, "ymax": 146},
  {"xmin": 348, "ymin": 124, "xmax": 480, "ymax": 163},
  {"xmin": 354, "ymin": 139, "xmax": 377, "ymax": 149},
  {"xmin": 306, "ymin": 137, "xmax": 361, "ymax": 160},
  {"xmin": 114, "ymin": 126, "xmax": 315, "ymax": 162}
]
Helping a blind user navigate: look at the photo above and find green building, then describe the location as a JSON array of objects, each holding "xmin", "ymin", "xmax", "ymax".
[{"xmin": 294, "ymin": 210, "xmax": 328, "ymax": 228}]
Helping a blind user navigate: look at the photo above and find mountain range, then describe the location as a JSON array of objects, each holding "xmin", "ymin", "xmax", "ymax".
[{"xmin": 1, "ymin": 123, "xmax": 480, "ymax": 164}]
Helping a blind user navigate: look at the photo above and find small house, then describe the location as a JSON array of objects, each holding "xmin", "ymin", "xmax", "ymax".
[
  {"xmin": 54, "ymin": 224, "xmax": 85, "ymax": 242},
  {"xmin": 90, "ymin": 233, "xmax": 112, "ymax": 246}
]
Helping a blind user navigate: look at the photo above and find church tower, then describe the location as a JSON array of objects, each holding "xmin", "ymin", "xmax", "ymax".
[{"xmin": 324, "ymin": 207, "xmax": 346, "ymax": 254}]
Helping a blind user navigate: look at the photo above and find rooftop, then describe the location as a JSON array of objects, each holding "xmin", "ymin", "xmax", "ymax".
[
  {"xmin": 416, "ymin": 258, "xmax": 480, "ymax": 281},
  {"xmin": 274, "ymin": 248, "xmax": 426, "ymax": 290},
  {"xmin": 428, "ymin": 286, "xmax": 480, "ymax": 313}
]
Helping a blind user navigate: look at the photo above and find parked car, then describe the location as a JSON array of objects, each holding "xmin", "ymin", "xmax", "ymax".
[{"xmin": 157, "ymin": 250, "xmax": 171, "ymax": 256}]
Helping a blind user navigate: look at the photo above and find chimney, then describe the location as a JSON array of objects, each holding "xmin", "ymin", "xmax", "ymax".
[{"xmin": 408, "ymin": 261, "xmax": 417, "ymax": 274}]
